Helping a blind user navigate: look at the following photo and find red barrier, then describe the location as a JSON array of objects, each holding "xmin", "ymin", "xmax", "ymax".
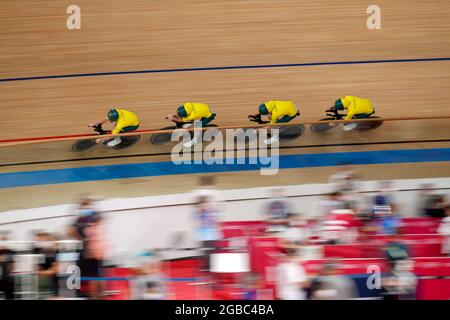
[
  {"xmin": 413, "ymin": 257, "xmax": 450, "ymax": 276},
  {"xmin": 302, "ymin": 258, "xmax": 389, "ymax": 275},
  {"xmin": 414, "ymin": 257, "xmax": 450, "ymax": 300},
  {"xmin": 220, "ymin": 221, "xmax": 267, "ymax": 239},
  {"xmin": 103, "ymin": 268, "xmax": 134, "ymax": 300},
  {"xmin": 363, "ymin": 233, "xmax": 444, "ymax": 243},
  {"xmin": 416, "ymin": 279, "xmax": 450, "ymax": 300},
  {"xmin": 323, "ymin": 238, "xmax": 443, "ymax": 259},
  {"xmin": 401, "ymin": 217, "xmax": 441, "ymax": 234},
  {"xmin": 247, "ymin": 236, "xmax": 280, "ymax": 273},
  {"xmin": 324, "ymin": 244, "xmax": 381, "ymax": 259}
]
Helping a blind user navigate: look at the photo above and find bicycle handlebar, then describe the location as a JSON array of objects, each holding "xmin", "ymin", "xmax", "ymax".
[
  {"xmin": 248, "ymin": 114, "xmax": 270, "ymax": 124},
  {"xmin": 325, "ymin": 107, "xmax": 346, "ymax": 119},
  {"xmin": 88, "ymin": 123, "xmax": 108, "ymax": 135}
]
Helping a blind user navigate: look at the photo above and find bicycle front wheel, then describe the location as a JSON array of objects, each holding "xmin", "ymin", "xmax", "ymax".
[{"xmin": 149, "ymin": 127, "xmax": 176, "ymax": 145}]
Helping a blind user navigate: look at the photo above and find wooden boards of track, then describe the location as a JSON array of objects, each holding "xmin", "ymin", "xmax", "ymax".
[
  {"xmin": 1, "ymin": 0, "xmax": 450, "ymax": 139},
  {"xmin": 1, "ymin": 0, "xmax": 450, "ymax": 77}
]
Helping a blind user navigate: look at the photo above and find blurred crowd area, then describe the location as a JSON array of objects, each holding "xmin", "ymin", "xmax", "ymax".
[{"xmin": 0, "ymin": 172, "xmax": 449, "ymax": 300}]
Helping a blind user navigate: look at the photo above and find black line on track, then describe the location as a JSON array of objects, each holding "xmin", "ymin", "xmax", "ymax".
[{"xmin": 2, "ymin": 57, "xmax": 449, "ymax": 83}]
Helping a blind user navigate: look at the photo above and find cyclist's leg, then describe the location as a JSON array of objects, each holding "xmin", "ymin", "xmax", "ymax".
[
  {"xmin": 183, "ymin": 114, "xmax": 216, "ymax": 148},
  {"xmin": 121, "ymin": 124, "xmax": 140, "ymax": 132},
  {"xmin": 276, "ymin": 114, "xmax": 296, "ymax": 123},
  {"xmin": 182, "ymin": 119, "xmax": 207, "ymax": 148},
  {"xmin": 352, "ymin": 113, "xmax": 372, "ymax": 119},
  {"xmin": 201, "ymin": 113, "xmax": 216, "ymax": 127},
  {"xmin": 343, "ymin": 122, "xmax": 357, "ymax": 131},
  {"xmin": 343, "ymin": 113, "xmax": 372, "ymax": 131},
  {"xmin": 180, "ymin": 121, "xmax": 194, "ymax": 129},
  {"xmin": 107, "ymin": 136, "xmax": 122, "ymax": 147},
  {"xmin": 107, "ymin": 125, "xmax": 139, "ymax": 147}
]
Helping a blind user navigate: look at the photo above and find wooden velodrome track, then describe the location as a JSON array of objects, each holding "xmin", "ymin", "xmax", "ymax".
[{"xmin": 1, "ymin": 0, "xmax": 450, "ymax": 210}]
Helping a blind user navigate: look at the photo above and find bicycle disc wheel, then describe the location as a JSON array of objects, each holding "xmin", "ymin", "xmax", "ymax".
[
  {"xmin": 72, "ymin": 139, "xmax": 96, "ymax": 152},
  {"xmin": 149, "ymin": 126, "xmax": 176, "ymax": 145},
  {"xmin": 310, "ymin": 118, "xmax": 339, "ymax": 133},
  {"xmin": 356, "ymin": 116, "xmax": 383, "ymax": 131},
  {"xmin": 279, "ymin": 124, "xmax": 305, "ymax": 141}
]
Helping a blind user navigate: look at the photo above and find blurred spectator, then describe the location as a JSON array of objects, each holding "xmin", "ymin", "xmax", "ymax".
[
  {"xmin": 319, "ymin": 220, "xmax": 347, "ymax": 245},
  {"xmin": 265, "ymin": 188, "xmax": 291, "ymax": 233},
  {"xmin": 32, "ymin": 232, "xmax": 59, "ymax": 298},
  {"xmin": 329, "ymin": 165, "xmax": 360, "ymax": 193},
  {"xmin": 329, "ymin": 166, "xmax": 361, "ymax": 213},
  {"xmin": 74, "ymin": 193, "xmax": 98, "ymax": 217},
  {"xmin": 78, "ymin": 214, "xmax": 107, "ymax": 299},
  {"xmin": 381, "ymin": 259, "xmax": 417, "ymax": 300},
  {"xmin": 417, "ymin": 184, "xmax": 447, "ymax": 218},
  {"xmin": 275, "ymin": 247, "xmax": 308, "ymax": 300},
  {"xmin": 66, "ymin": 194, "xmax": 106, "ymax": 298},
  {"xmin": 309, "ymin": 260, "xmax": 357, "ymax": 300},
  {"xmin": 0, "ymin": 231, "xmax": 15, "ymax": 300},
  {"xmin": 438, "ymin": 206, "xmax": 450, "ymax": 256},
  {"xmin": 373, "ymin": 181, "xmax": 397, "ymax": 212},
  {"xmin": 68, "ymin": 194, "xmax": 101, "ymax": 241},
  {"xmin": 194, "ymin": 195, "xmax": 222, "ymax": 272},
  {"xmin": 278, "ymin": 213, "xmax": 310, "ymax": 246},
  {"xmin": 312, "ymin": 192, "xmax": 345, "ymax": 237},
  {"xmin": 132, "ymin": 251, "xmax": 167, "ymax": 300},
  {"xmin": 393, "ymin": 259, "xmax": 418, "ymax": 300},
  {"xmin": 191, "ymin": 175, "xmax": 225, "ymax": 214},
  {"xmin": 317, "ymin": 192, "xmax": 345, "ymax": 219},
  {"xmin": 142, "ymin": 282, "xmax": 163, "ymax": 300},
  {"xmin": 416, "ymin": 183, "xmax": 433, "ymax": 212},
  {"xmin": 425, "ymin": 194, "xmax": 447, "ymax": 218},
  {"xmin": 376, "ymin": 206, "xmax": 402, "ymax": 235},
  {"xmin": 383, "ymin": 233, "xmax": 410, "ymax": 270},
  {"xmin": 319, "ymin": 209, "xmax": 358, "ymax": 244}
]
